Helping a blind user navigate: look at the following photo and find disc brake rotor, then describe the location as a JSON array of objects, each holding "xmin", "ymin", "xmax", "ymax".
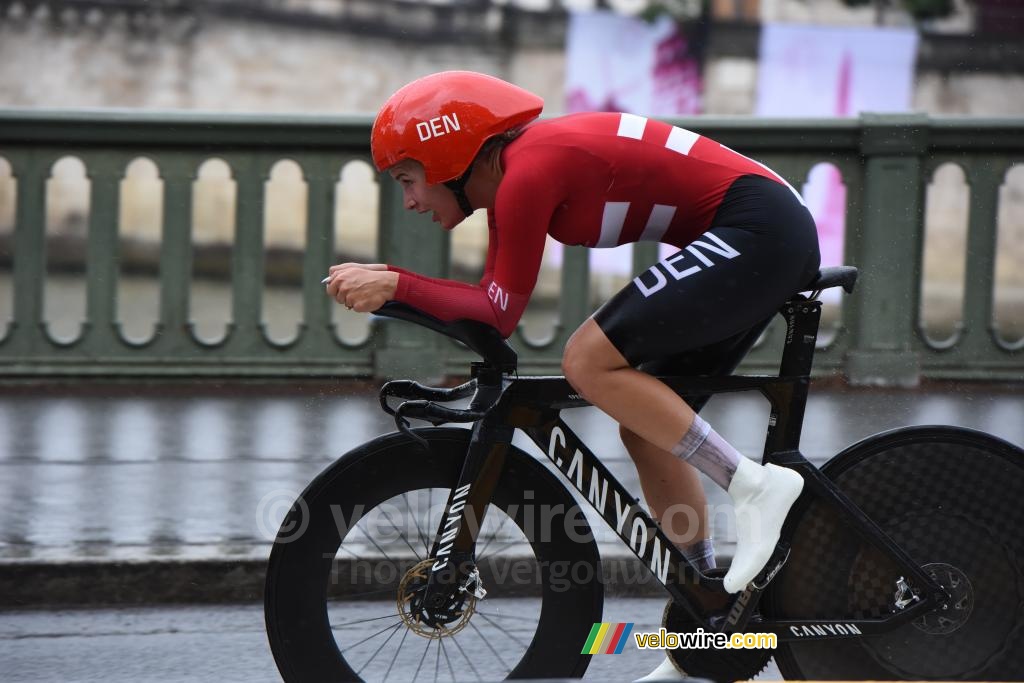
[
  {"xmin": 913, "ymin": 562, "xmax": 974, "ymax": 635},
  {"xmin": 397, "ymin": 559, "xmax": 478, "ymax": 638}
]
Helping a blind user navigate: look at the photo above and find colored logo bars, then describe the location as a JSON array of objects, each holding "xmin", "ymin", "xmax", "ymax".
[{"xmin": 582, "ymin": 622, "xmax": 635, "ymax": 655}]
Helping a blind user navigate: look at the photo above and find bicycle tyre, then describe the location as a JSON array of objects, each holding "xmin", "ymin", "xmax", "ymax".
[
  {"xmin": 765, "ymin": 425, "xmax": 1024, "ymax": 680},
  {"xmin": 264, "ymin": 427, "xmax": 604, "ymax": 682}
]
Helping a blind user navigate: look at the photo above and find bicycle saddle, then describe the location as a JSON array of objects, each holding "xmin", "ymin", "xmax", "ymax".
[{"xmin": 801, "ymin": 266, "xmax": 859, "ymax": 294}]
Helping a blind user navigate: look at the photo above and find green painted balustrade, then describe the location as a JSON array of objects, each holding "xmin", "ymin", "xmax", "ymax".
[{"xmin": 0, "ymin": 110, "xmax": 1021, "ymax": 384}]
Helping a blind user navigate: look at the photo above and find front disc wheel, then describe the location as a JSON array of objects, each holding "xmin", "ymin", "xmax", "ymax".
[{"xmin": 265, "ymin": 428, "xmax": 605, "ymax": 682}]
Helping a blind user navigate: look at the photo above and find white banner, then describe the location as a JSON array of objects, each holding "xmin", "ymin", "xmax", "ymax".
[
  {"xmin": 756, "ymin": 23, "xmax": 919, "ymax": 277},
  {"xmin": 566, "ymin": 11, "xmax": 702, "ymax": 117},
  {"xmin": 756, "ymin": 23, "xmax": 918, "ymax": 117}
]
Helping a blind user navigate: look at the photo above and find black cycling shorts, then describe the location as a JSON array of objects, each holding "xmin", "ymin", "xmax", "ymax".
[{"xmin": 593, "ymin": 174, "xmax": 821, "ymax": 392}]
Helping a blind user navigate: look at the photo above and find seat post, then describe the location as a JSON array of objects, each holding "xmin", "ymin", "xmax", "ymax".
[
  {"xmin": 778, "ymin": 297, "xmax": 821, "ymax": 378},
  {"xmin": 760, "ymin": 298, "xmax": 822, "ymax": 455}
]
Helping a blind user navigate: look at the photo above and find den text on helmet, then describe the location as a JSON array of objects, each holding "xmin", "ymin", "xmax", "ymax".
[{"xmin": 417, "ymin": 113, "xmax": 461, "ymax": 142}]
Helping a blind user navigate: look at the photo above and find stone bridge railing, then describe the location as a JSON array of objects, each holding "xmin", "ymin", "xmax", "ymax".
[{"xmin": 0, "ymin": 109, "xmax": 1021, "ymax": 384}]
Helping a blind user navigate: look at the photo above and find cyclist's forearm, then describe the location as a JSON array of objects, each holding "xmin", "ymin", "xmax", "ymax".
[
  {"xmin": 387, "ymin": 265, "xmax": 480, "ymax": 291},
  {"xmin": 391, "ymin": 272, "xmax": 526, "ymax": 337}
]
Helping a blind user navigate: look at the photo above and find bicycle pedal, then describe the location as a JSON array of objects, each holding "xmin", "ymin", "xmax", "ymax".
[{"xmin": 751, "ymin": 545, "xmax": 790, "ymax": 590}]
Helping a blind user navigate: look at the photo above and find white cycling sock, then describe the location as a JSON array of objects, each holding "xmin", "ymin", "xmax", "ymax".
[
  {"xmin": 683, "ymin": 537, "xmax": 716, "ymax": 572},
  {"xmin": 670, "ymin": 414, "xmax": 741, "ymax": 490}
]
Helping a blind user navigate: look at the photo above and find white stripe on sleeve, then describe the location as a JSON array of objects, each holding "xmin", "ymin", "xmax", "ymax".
[
  {"xmin": 616, "ymin": 113, "xmax": 648, "ymax": 140},
  {"xmin": 665, "ymin": 126, "xmax": 700, "ymax": 155},
  {"xmin": 639, "ymin": 204, "xmax": 677, "ymax": 242},
  {"xmin": 598, "ymin": 202, "xmax": 631, "ymax": 247}
]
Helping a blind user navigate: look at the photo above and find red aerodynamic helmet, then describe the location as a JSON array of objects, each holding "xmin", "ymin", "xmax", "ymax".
[{"xmin": 371, "ymin": 71, "xmax": 544, "ymax": 185}]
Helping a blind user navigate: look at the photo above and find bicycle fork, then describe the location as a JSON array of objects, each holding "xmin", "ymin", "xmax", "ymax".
[{"xmin": 419, "ymin": 413, "xmax": 513, "ymax": 613}]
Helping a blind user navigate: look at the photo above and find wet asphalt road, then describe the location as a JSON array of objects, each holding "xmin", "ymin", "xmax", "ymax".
[{"xmin": 0, "ymin": 599, "xmax": 783, "ymax": 682}]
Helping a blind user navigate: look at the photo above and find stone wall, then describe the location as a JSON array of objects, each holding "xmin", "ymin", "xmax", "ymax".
[
  {"xmin": 0, "ymin": 1, "xmax": 564, "ymax": 113},
  {"xmin": 2, "ymin": 1, "xmax": 1020, "ymax": 115}
]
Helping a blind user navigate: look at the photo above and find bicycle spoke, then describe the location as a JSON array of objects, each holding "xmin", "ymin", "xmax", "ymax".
[
  {"xmin": 434, "ymin": 628, "xmax": 442, "ymax": 683},
  {"xmin": 477, "ymin": 513, "xmax": 513, "ymax": 558},
  {"xmin": 358, "ymin": 528, "xmax": 404, "ymax": 566},
  {"xmin": 339, "ymin": 620, "xmax": 404, "ymax": 653},
  {"xmin": 476, "ymin": 510, "xmax": 513, "ymax": 559},
  {"xmin": 335, "ymin": 543, "xmax": 364, "ymax": 560},
  {"xmin": 475, "ymin": 539, "xmax": 529, "ymax": 561},
  {"xmin": 450, "ymin": 628, "xmax": 484, "ymax": 682},
  {"xmin": 383, "ymin": 621, "xmax": 411, "ymax": 682},
  {"xmin": 469, "ymin": 619, "xmax": 511, "ymax": 671},
  {"xmin": 404, "ymin": 491, "xmax": 431, "ymax": 556},
  {"xmin": 379, "ymin": 504, "xmax": 423, "ymax": 560},
  {"xmin": 331, "ymin": 612, "xmax": 405, "ymax": 630},
  {"xmin": 327, "ymin": 585, "xmax": 400, "ymax": 602},
  {"xmin": 343, "ymin": 512, "xmax": 413, "ymax": 566},
  {"xmin": 440, "ymin": 635, "xmax": 457, "ymax": 683},
  {"xmin": 412, "ymin": 635, "xmax": 432, "ymax": 681},
  {"xmin": 477, "ymin": 611, "xmax": 529, "ymax": 649},
  {"xmin": 356, "ymin": 622, "xmax": 404, "ymax": 675}
]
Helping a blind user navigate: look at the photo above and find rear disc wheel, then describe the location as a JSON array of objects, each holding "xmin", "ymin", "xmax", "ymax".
[{"xmin": 766, "ymin": 426, "xmax": 1024, "ymax": 680}]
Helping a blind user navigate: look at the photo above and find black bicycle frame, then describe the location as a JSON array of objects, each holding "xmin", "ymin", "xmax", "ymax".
[{"xmin": 418, "ymin": 298, "xmax": 949, "ymax": 642}]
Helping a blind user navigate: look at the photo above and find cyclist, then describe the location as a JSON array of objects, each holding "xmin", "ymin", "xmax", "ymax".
[{"xmin": 326, "ymin": 71, "xmax": 819, "ymax": 680}]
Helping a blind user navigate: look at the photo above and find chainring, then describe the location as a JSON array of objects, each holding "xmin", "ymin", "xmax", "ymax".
[{"xmin": 662, "ymin": 569, "xmax": 774, "ymax": 683}]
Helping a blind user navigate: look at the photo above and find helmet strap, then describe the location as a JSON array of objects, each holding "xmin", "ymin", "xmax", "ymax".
[{"xmin": 443, "ymin": 167, "xmax": 475, "ymax": 218}]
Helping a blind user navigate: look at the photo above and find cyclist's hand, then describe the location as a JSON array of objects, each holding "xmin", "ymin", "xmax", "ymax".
[{"xmin": 326, "ymin": 267, "xmax": 398, "ymax": 312}]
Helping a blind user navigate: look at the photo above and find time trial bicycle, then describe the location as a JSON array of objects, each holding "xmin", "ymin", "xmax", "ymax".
[{"xmin": 264, "ymin": 266, "xmax": 1024, "ymax": 682}]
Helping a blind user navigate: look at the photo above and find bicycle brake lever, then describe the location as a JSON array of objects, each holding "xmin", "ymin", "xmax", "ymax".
[
  {"xmin": 379, "ymin": 381, "xmax": 412, "ymax": 417},
  {"xmin": 394, "ymin": 410, "xmax": 431, "ymax": 453},
  {"xmin": 393, "ymin": 398, "xmax": 488, "ymax": 454}
]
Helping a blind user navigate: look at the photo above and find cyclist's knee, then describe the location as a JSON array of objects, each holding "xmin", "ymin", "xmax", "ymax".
[
  {"xmin": 561, "ymin": 336, "xmax": 594, "ymax": 397},
  {"xmin": 563, "ymin": 320, "xmax": 624, "ymax": 399},
  {"xmin": 562, "ymin": 365, "xmax": 591, "ymax": 403}
]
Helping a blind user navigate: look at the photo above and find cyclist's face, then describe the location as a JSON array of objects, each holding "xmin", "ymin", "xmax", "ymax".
[{"xmin": 390, "ymin": 160, "xmax": 462, "ymax": 231}]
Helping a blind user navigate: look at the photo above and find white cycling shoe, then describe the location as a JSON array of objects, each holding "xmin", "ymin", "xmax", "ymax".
[
  {"xmin": 722, "ymin": 458, "xmax": 804, "ymax": 594},
  {"xmin": 634, "ymin": 653, "xmax": 686, "ymax": 681}
]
